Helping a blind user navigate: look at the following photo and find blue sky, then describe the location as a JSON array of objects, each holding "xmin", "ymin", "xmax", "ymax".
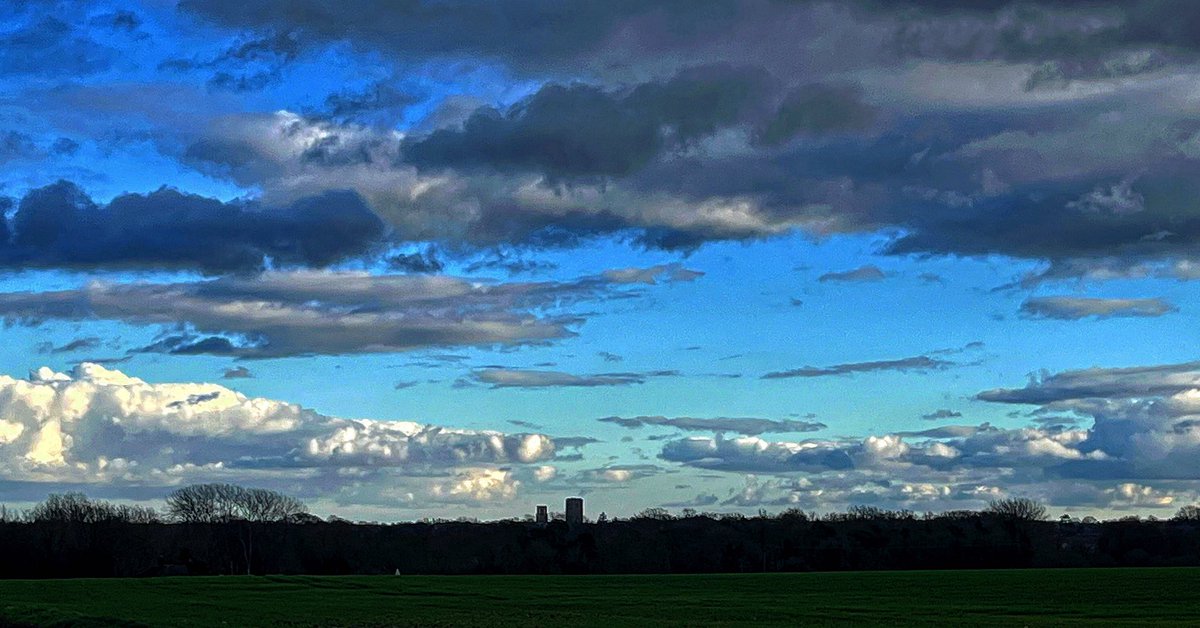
[{"xmin": 2, "ymin": 0, "xmax": 1200, "ymax": 520}]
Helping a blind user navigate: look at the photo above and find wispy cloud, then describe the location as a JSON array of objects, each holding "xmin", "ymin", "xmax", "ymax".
[
  {"xmin": 921, "ymin": 409, "xmax": 962, "ymax": 421},
  {"xmin": 1019, "ymin": 296, "xmax": 1177, "ymax": 320},
  {"xmin": 0, "ymin": 266, "xmax": 698, "ymax": 358},
  {"xmin": 471, "ymin": 368, "xmax": 678, "ymax": 389},
  {"xmin": 762, "ymin": 355, "xmax": 954, "ymax": 379},
  {"xmin": 599, "ymin": 415, "xmax": 825, "ymax": 436},
  {"xmin": 818, "ymin": 265, "xmax": 887, "ymax": 283}
]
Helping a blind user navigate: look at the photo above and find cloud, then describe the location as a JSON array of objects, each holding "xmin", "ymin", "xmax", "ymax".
[
  {"xmin": 9, "ymin": 0, "xmax": 1200, "ymax": 279},
  {"xmin": 426, "ymin": 468, "xmax": 520, "ymax": 504},
  {"xmin": 531, "ymin": 465, "xmax": 558, "ymax": 483},
  {"xmin": 762, "ymin": 354, "xmax": 954, "ymax": 379},
  {"xmin": 159, "ymin": 31, "xmax": 301, "ymax": 92},
  {"xmin": 817, "ymin": 265, "xmax": 887, "ymax": 283},
  {"xmin": 757, "ymin": 83, "xmax": 877, "ymax": 145},
  {"xmin": 386, "ymin": 248, "xmax": 444, "ymax": 274},
  {"xmin": 0, "ymin": 13, "xmax": 116, "ymax": 78},
  {"xmin": 662, "ymin": 493, "xmax": 720, "ymax": 508},
  {"xmin": 471, "ymin": 369, "xmax": 675, "ymax": 389},
  {"xmin": 0, "ymin": 266, "xmax": 691, "ymax": 357},
  {"xmin": 0, "ymin": 363, "xmax": 556, "ymax": 501},
  {"xmin": 576, "ymin": 464, "xmax": 664, "ymax": 483},
  {"xmin": 222, "ymin": 366, "xmax": 253, "ymax": 379},
  {"xmin": 602, "ymin": 264, "xmax": 704, "ymax": 285},
  {"xmin": 36, "ymin": 337, "xmax": 102, "ymax": 355},
  {"xmin": 656, "ymin": 425, "xmax": 1092, "ymax": 492},
  {"xmin": 0, "ymin": 130, "xmax": 40, "ymax": 163},
  {"xmin": 320, "ymin": 81, "xmax": 417, "ymax": 124},
  {"xmin": 653, "ymin": 362, "xmax": 1200, "ymax": 509},
  {"xmin": 974, "ymin": 360, "xmax": 1200, "ymax": 480},
  {"xmin": 921, "ymin": 409, "xmax": 963, "ymax": 421},
  {"xmin": 463, "ymin": 250, "xmax": 558, "ymax": 276},
  {"xmin": 976, "ymin": 361, "xmax": 1200, "ymax": 405},
  {"xmin": 0, "ymin": 181, "xmax": 386, "ymax": 273},
  {"xmin": 171, "ymin": 106, "xmax": 804, "ymax": 251},
  {"xmin": 1019, "ymin": 296, "xmax": 1177, "ymax": 320},
  {"xmin": 554, "ymin": 436, "xmax": 601, "ymax": 449},
  {"xmin": 182, "ymin": 1, "xmax": 1200, "ymax": 82},
  {"xmin": 402, "ymin": 65, "xmax": 772, "ymax": 182},
  {"xmin": 177, "ymin": 1, "xmax": 769, "ymax": 75},
  {"xmin": 598, "ymin": 415, "xmax": 825, "ymax": 436}
]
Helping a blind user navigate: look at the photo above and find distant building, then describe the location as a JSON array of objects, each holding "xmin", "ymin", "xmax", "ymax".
[
  {"xmin": 535, "ymin": 505, "xmax": 548, "ymax": 524},
  {"xmin": 565, "ymin": 497, "xmax": 584, "ymax": 525}
]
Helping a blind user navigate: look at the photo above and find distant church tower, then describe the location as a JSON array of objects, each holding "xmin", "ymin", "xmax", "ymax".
[
  {"xmin": 565, "ymin": 497, "xmax": 584, "ymax": 525},
  {"xmin": 535, "ymin": 504, "xmax": 548, "ymax": 524}
]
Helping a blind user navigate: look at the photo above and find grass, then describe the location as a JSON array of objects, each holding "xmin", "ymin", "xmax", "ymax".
[{"xmin": 0, "ymin": 568, "xmax": 1197, "ymax": 627}]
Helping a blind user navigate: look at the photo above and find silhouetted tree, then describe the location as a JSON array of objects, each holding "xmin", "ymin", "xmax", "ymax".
[
  {"xmin": 13, "ymin": 487, "xmax": 1200, "ymax": 579},
  {"xmin": 633, "ymin": 508, "xmax": 673, "ymax": 521},
  {"xmin": 986, "ymin": 497, "xmax": 1048, "ymax": 521},
  {"xmin": 165, "ymin": 484, "xmax": 307, "ymax": 574},
  {"xmin": 28, "ymin": 493, "xmax": 158, "ymax": 524},
  {"xmin": 164, "ymin": 484, "xmax": 306, "ymax": 523},
  {"xmin": 1174, "ymin": 505, "xmax": 1200, "ymax": 521}
]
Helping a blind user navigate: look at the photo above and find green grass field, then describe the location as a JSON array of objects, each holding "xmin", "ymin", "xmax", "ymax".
[{"xmin": 0, "ymin": 568, "xmax": 1197, "ymax": 627}]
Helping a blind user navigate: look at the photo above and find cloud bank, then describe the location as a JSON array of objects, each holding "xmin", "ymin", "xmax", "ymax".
[{"xmin": 0, "ymin": 363, "xmax": 556, "ymax": 506}]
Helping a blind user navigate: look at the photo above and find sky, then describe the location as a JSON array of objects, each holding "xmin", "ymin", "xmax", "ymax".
[{"xmin": 2, "ymin": 0, "xmax": 1200, "ymax": 521}]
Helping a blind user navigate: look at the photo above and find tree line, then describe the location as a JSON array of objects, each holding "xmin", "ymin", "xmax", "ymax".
[{"xmin": 5, "ymin": 487, "xmax": 1200, "ymax": 578}]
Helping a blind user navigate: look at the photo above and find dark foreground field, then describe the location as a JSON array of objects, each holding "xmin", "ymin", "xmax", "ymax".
[{"xmin": 1, "ymin": 568, "xmax": 1197, "ymax": 627}]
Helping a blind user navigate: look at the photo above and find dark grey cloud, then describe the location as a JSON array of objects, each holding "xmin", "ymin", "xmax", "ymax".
[
  {"xmin": 21, "ymin": 0, "xmax": 1200, "ymax": 282},
  {"xmin": 885, "ymin": 175, "xmax": 1200, "ymax": 270},
  {"xmin": 921, "ymin": 408, "xmax": 963, "ymax": 421},
  {"xmin": 386, "ymin": 248, "xmax": 444, "ymax": 274},
  {"xmin": 757, "ymin": 83, "xmax": 877, "ymax": 145},
  {"xmin": 0, "ymin": 130, "xmax": 40, "ymax": 163},
  {"xmin": 50, "ymin": 137, "xmax": 79, "ymax": 156},
  {"xmin": 160, "ymin": 31, "xmax": 301, "ymax": 92},
  {"xmin": 0, "ymin": 181, "xmax": 386, "ymax": 273},
  {"xmin": 0, "ymin": 266, "xmax": 693, "ymax": 358},
  {"xmin": 402, "ymin": 65, "xmax": 773, "ymax": 183},
  {"xmin": 463, "ymin": 250, "xmax": 558, "ymax": 276},
  {"xmin": 222, "ymin": 366, "xmax": 254, "ymax": 379},
  {"xmin": 36, "ymin": 336, "xmax": 102, "ymax": 354},
  {"xmin": 321, "ymin": 81, "xmax": 418, "ymax": 124},
  {"xmin": 762, "ymin": 354, "xmax": 954, "ymax": 379},
  {"xmin": 660, "ymin": 435, "xmax": 857, "ymax": 473},
  {"xmin": 181, "ymin": 1, "xmax": 1200, "ymax": 78},
  {"xmin": 554, "ymin": 436, "xmax": 601, "ymax": 449},
  {"xmin": 817, "ymin": 264, "xmax": 888, "ymax": 283},
  {"xmin": 869, "ymin": 1, "xmax": 1200, "ymax": 72},
  {"xmin": 0, "ymin": 15, "xmax": 115, "ymax": 78},
  {"xmin": 976, "ymin": 360, "xmax": 1200, "ymax": 405},
  {"xmin": 93, "ymin": 10, "xmax": 142, "ymax": 33},
  {"xmin": 178, "ymin": 0, "xmax": 743, "ymax": 74},
  {"xmin": 1019, "ymin": 296, "xmax": 1177, "ymax": 320},
  {"xmin": 598, "ymin": 415, "xmax": 826, "ymax": 436}
]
